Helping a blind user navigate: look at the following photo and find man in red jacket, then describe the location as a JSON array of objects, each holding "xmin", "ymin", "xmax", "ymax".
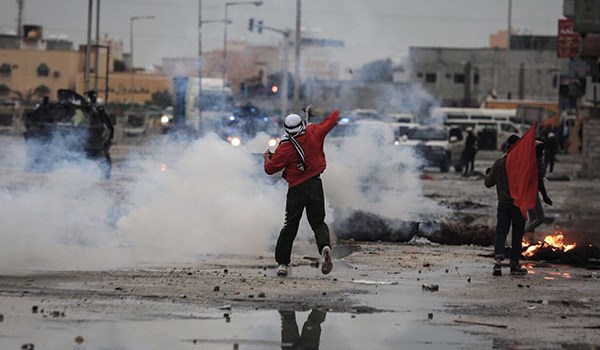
[{"xmin": 263, "ymin": 109, "xmax": 340, "ymax": 277}]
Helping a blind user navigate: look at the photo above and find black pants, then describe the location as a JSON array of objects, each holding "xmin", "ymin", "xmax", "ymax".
[
  {"xmin": 276, "ymin": 176, "xmax": 330, "ymax": 265},
  {"xmin": 279, "ymin": 309, "xmax": 326, "ymax": 350},
  {"xmin": 493, "ymin": 201, "xmax": 525, "ymax": 263},
  {"xmin": 462, "ymin": 149, "xmax": 475, "ymax": 175}
]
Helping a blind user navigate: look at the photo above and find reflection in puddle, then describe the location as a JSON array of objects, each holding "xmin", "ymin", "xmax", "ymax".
[{"xmin": 280, "ymin": 309, "xmax": 326, "ymax": 349}]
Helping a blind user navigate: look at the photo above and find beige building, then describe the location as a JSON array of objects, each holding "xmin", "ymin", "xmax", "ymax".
[
  {"xmin": 77, "ymin": 71, "xmax": 171, "ymax": 104},
  {"xmin": 0, "ymin": 47, "xmax": 80, "ymax": 101},
  {"xmin": 1, "ymin": 31, "xmax": 171, "ymax": 106}
]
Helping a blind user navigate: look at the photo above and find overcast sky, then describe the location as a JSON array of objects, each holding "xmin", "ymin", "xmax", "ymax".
[{"xmin": 0, "ymin": 0, "xmax": 563, "ymax": 69}]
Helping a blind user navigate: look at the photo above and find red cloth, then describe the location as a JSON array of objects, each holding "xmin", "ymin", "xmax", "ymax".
[
  {"xmin": 265, "ymin": 110, "xmax": 339, "ymax": 187},
  {"xmin": 506, "ymin": 123, "xmax": 538, "ymax": 218}
]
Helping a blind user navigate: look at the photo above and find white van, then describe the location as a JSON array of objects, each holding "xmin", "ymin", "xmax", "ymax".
[{"xmin": 431, "ymin": 107, "xmax": 522, "ymax": 150}]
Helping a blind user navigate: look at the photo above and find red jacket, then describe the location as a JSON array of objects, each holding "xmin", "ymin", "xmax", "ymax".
[{"xmin": 265, "ymin": 110, "xmax": 339, "ymax": 187}]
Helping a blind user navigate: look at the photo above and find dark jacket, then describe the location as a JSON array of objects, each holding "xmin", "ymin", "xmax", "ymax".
[{"xmin": 485, "ymin": 156, "xmax": 513, "ymax": 203}]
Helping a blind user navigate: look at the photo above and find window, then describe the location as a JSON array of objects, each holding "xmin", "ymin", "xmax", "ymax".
[
  {"xmin": 552, "ymin": 74, "xmax": 558, "ymax": 88},
  {"xmin": 416, "ymin": 72, "xmax": 423, "ymax": 79},
  {"xmin": 0, "ymin": 63, "xmax": 11, "ymax": 77},
  {"xmin": 0, "ymin": 84, "xmax": 10, "ymax": 96},
  {"xmin": 454, "ymin": 73, "xmax": 465, "ymax": 84},
  {"xmin": 34, "ymin": 84, "xmax": 50, "ymax": 96},
  {"xmin": 474, "ymin": 74, "xmax": 480, "ymax": 84},
  {"xmin": 501, "ymin": 123, "xmax": 518, "ymax": 133},
  {"xmin": 445, "ymin": 73, "xmax": 451, "ymax": 79},
  {"xmin": 425, "ymin": 73, "xmax": 437, "ymax": 83},
  {"xmin": 37, "ymin": 63, "xmax": 50, "ymax": 77}
]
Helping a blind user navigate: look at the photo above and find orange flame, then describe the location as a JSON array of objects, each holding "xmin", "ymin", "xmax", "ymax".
[{"xmin": 522, "ymin": 231, "xmax": 576, "ymax": 258}]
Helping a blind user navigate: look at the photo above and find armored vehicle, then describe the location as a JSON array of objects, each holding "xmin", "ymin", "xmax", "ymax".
[{"xmin": 24, "ymin": 89, "xmax": 115, "ymax": 178}]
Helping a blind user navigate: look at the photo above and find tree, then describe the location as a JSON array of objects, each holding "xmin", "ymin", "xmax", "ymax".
[{"xmin": 149, "ymin": 89, "xmax": 173, "ymax": 108}]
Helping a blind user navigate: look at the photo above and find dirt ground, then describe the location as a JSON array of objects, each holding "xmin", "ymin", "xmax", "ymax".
[{"xmin": 1, "ymin": 138, "xmax": 599, "ymax": 349}]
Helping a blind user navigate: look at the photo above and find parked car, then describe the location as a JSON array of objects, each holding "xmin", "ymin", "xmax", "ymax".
[
  {"xmin": 398, "ymin": 125, "xmax": 463, "ymax": 173},
  {"xmin": 216, "ymin": 103, "xmax": 280, "ymax": 148},
  {"xmin": 122, "ymin": 107, "xmax": 164, "ymax": 137}
]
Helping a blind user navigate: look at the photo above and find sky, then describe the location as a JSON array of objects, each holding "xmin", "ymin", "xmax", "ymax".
[{"xmin": 0, "ymin": 0, "xmax": 563, "ymax": 69}]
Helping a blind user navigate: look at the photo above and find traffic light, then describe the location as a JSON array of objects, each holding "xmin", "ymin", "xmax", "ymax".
[
  {"xmin": 248, "ymin": 18, "xmax": 254, "ymax": 31},
  {"xmin": 257, "ymin": 20, "xmax": 263, "ymax": 33}
]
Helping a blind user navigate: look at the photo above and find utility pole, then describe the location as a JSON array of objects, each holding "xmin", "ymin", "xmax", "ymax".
[
  {"xmin": 198, "ymin": 0, "xmax": 203, "ymax": 134},
  {"xmin": 84, "ymin": 0, "xmax": 93, "ymax": 93},
  {"xmin": 16, "ymin": 0, "xmax": 24, "ymax": 38},
  {"xmin": 293, "ymin": 0, "xmax": 301, "ymax": 111},
  {"xmin": 94, "ymin": 0, "xmax": 101, "ymax": 92},
  {"xmin": 507, "ymin": 0, "xmax": 512, "ymax": 50}
]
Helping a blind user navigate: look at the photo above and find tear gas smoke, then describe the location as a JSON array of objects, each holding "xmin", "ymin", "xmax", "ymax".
[
  {"xmin": 0, "ymin": 117, "xmax": 447, "ymax": 271},
  {"xmin": 324, "ymin": 122, "xmax": 449, "ymax": 221}
]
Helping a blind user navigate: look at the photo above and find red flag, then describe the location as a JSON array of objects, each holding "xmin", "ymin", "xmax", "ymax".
[{"xmin": 506, "ymin": 123, "xmax": 538, "ymax": 218}]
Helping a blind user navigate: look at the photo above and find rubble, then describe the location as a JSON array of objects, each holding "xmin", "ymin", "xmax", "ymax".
[
  {"xmin": 422, "ymin": 284, "xmax": 439, "ymax": 292},
  {"xmin": 333, "ymin": 209, "xmax": 419, "ymax": 242}
]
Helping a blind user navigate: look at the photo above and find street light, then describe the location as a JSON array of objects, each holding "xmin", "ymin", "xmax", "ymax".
[
  {"xmin": 222, "ymin": 1, "xmax": 263, "ymax": 99},
  {"xmin": 129, "ymin": 15, "xmax": 155, "ymax": 104}
]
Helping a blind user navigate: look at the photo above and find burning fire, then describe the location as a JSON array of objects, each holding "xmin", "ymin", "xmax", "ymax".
[{"xmin": 522, "ymin": 230, "xmax": 576, "ymax": 258}]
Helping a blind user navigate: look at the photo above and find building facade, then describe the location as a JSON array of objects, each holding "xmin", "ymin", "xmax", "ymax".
[{"xmin": 408, "ymin": 46, "xmax": 569, "ymax": 107}]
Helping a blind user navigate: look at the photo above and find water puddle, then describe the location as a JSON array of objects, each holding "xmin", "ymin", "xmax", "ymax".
[{"xmin": 0, "ymin": 298, "xmax": 490, "ymax": 349}]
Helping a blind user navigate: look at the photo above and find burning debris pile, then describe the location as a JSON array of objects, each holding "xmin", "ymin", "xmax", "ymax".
[
  {"xmin": 332, "ymin": 209, "xmax": 494, "ymax": 245},
  {"xmin": 522, "ymin": 230, "xmax": 600, "ymax": 268}
]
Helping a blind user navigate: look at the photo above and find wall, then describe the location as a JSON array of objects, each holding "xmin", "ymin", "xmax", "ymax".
[
  {"xmin": 0, "ymin": 48, "xmax": 80, "ymax": 101},
  {"xmin": 408, "ymin": 47, "xmax": 568, "ymax": 107}
]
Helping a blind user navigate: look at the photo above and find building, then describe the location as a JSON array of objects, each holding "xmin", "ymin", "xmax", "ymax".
[
  {"xmin": 0, "ymin": 25, "xmax": 170, "ymax": 106},
  {"xmin": 408, "ymin": 42, "xmax": 568, "ymax": 107}
]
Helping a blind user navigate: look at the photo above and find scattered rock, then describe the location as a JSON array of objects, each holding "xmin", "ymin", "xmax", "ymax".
[
  {"xmin": 467, "ymin": 277, "xmax": 471, "ymax": 283},
  {"xmin": 31, "ymin": 305, "xmax": 38, "ymax": 314},
  {"xmin": 213, "ymin": 286, "xmax": 220, "ymax": 292},
  {"xmin": 21, "ymin": 344, "xmax": 34, "ymax": 350},
  {"xmin": 75, "ymin": 336, "xmax": 84, "ymax": 344},
  {"xmin": 258, "ymin": 292, "xmax": 266, "ymax": 298},
  {"xmin": 428, "ymin": 313, "xmax": 433, "ymax": 320},
  {"xmin": 0, "ymin": 313, "xmax": 3, "ymax": 322},
  {"xmin": 179, "ymin": 295, "xmax": 187, "ymax": 299},
  {"xmin": 219, "ymin": 305, "xmax": 232, "ymax": 310},
  {"xmin": 422, "ymin": 263, "xmax": 431, "ymax": 268},
  {"xmin": 422, "ymin": 284, "xmax": 439, "ymax": 292}
]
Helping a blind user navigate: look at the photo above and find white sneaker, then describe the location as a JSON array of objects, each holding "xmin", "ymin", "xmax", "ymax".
[
  {"xmin": 321, "ymin": 246, "xmax": 333, "ymax": 275},
  {"xmin": 276, "ymin": 264, "xmax": 288, "ymax": 277}
]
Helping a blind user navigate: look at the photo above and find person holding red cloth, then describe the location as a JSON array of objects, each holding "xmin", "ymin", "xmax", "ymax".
[
  {"xmin": 263, "ymin": 109, "xmax": 339, "ymax": 277},
  {"xmin": 485, "ymin": 128, "xmax": 538, "ymax": 277}
]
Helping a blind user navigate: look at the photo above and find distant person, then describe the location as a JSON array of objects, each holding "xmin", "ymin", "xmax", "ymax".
[
  {"xmin": 263, "ymin": 109, "xmax": 340, "ymax": 277},
  {"xmin": 462, "ymin": 127, "xmax": 478, "ymax": 176},
  {"xmin": 544, "ymin": 132, "xmax": 558, "ymax": 173},
  {"xmin": 485, "ymin": 134, "xmax": 528, "ymax": 277},
  {"xmin": 525, "ymin": 140, "xmax": 553, "ymax": 233}
]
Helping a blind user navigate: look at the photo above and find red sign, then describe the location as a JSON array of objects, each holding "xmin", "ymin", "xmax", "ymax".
[{"xmin": 557, "ymin": 19, "xmax": 581, "ymax": 58}]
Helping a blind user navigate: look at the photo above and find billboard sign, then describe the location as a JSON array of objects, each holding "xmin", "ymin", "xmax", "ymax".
[
  {"xmin": 558, "ymin": 19, "xmax": 580, "ymax": 58},
  {"xmin": 574, "ymin": 0, "xmax": 600, "ymax": 33}
]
